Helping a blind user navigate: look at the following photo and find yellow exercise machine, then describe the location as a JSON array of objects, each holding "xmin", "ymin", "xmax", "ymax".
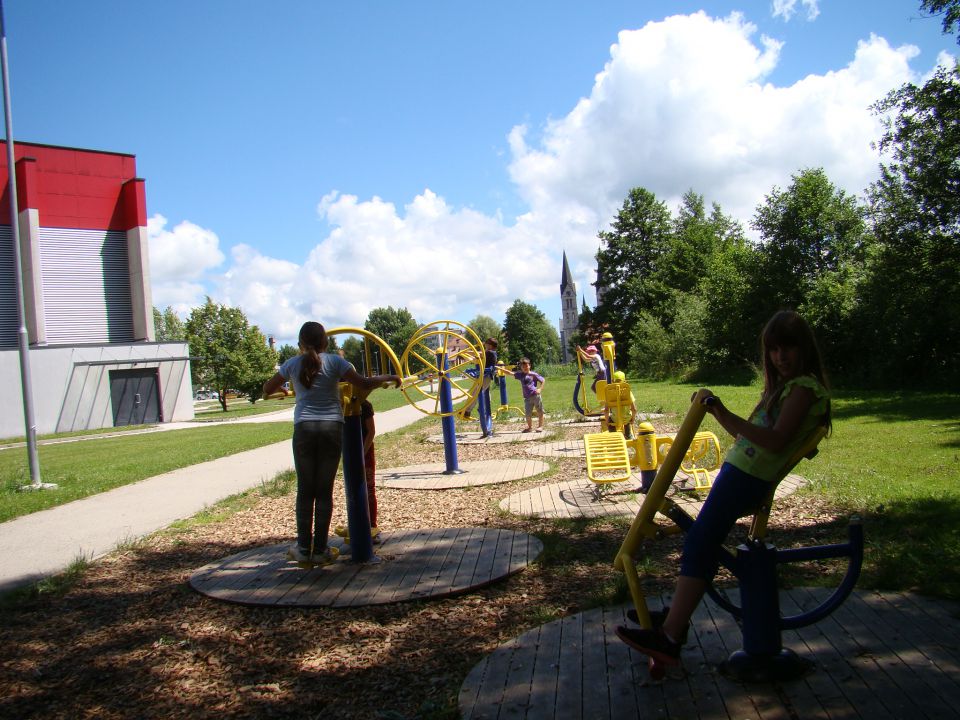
[{"xmin": 614, "ymin": 391, "xmax": 854, "ymax": 681}]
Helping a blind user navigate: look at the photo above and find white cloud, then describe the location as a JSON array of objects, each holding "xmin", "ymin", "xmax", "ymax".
[
  {"xmin": 166, "ymin": 11, "xmax": 946, "ymax": 344},
  {"xmin": 772, "ymin": 0, "xmax": 820, "ymax": 22},
  {"xmin": 147, "ymin": 214, "xmax": 224, "ymax": 314}
]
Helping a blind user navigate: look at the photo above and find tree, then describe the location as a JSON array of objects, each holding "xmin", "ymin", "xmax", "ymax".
[
  {"xmin": 751, "ymin": 168, "xmax": 866, "ymax": 312},
  {"xmin": 502, "ymin": 300, "xmax": 559, "ymax": 366},
  {"xmin": 593, "ymin": 187, "xmax": 672, "ymax": 367},
  {"xmin": 921, "ymin": 0, "xmax": 960, "ymax": 42},
  {"xmin": 341, "ymin": 336, "xmax": 364, "ymax": 371},
  {"xmin": 277, "ymin": 343, "xmax": 299, "ymax": 365},
  {"xmin": 861, "ymin": 61, "xmax": 960, "ymax": 385},
  {"xmin": 185, "ymin": 298, "xmax": 278, "ymax": 410},
  {"xmin": 467, "ymin": 314, "xmax": 503, "ymax": 358},
  {"xmin": 153, "ymin": 306, "xmax": 185, "ymax": 341},
  {"xmin": 364, "ymin": 306, "xmax": 419, "ymax": 371}
]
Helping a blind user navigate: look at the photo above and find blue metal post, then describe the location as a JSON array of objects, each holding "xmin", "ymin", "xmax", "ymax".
[
  {"xmin": 341, "ymin": 396, "xmax": 374, "ymax": 563},
  {"xmin": 438, "ymin": 350, "xmax": 462, "ymax": 474}
]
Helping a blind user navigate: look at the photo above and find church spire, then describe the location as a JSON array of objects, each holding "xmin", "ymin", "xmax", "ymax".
[{"xmin": 560, "ymin": 251, "xmax": 575, "ymax": 293}]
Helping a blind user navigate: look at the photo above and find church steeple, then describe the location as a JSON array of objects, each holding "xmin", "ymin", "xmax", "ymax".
[
  {"xmin": 561, "ymin": 251, "xmax": 575, "ymax": 294},
  {"xmin": 559, "ymin": 251, "xmax": 579, "ymax": 364}
]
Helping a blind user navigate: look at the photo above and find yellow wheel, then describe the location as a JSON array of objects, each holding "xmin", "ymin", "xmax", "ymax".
[
  {"xmin": 400, "ymin": 320, "xmax": 484, "ymax": 417},
  {"xmin": 326, "ymin": 327, "xmax": 403, "ymax": 376}
]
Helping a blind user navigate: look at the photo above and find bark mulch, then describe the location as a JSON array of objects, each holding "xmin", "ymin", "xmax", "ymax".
[{"xmin": 0, "ymin": 418, "xmax": 843, "ymax": 720}]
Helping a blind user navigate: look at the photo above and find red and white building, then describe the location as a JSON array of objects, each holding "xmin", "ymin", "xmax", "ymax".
[{"xmin": 0, "ymin": 141, "xmax": 194, "ymax": 437}]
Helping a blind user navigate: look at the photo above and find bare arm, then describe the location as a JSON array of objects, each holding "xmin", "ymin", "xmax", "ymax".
[
  {"xmin": 704, "ymin": 386, "xmax": 816, "ymax": 453},
  {"xmin": 262, "ymin": 372, "xmax": 286, "ymax": 399},
  {"xmin": 342, "ymin": 366, "xmax": 402, "ymax": 391}
]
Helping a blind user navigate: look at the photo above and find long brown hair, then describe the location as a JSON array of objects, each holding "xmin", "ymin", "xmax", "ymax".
[
  {"xmin": 297, "ymin": 321, "xmax": 327, "ymax": 389},
  {"xmin": 755, "ymin": 310, "xmax": 831, "ymax": 432}
]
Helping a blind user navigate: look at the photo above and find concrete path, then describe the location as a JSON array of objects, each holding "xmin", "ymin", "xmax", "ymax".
[{"xmin": 0, "ymin": 402, "xmax": 430, "ymax": 593}]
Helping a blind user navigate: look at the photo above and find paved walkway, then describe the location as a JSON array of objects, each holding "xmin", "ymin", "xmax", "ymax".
[{"xmin": 0, "ymin": 402, "xmax": 429, "ymax": 593}]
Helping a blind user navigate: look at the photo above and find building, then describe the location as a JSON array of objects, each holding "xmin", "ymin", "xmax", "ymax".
[
  {"xmin": 0, "ymin": 141, "xmax": 194, "ymax": 438},
  {"xmin": 558, "ymin": 251, "xmax": 578, "ymax": 364}
]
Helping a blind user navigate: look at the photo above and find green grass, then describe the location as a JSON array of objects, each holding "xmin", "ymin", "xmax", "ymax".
[{"xmin": 0, "ymin": 422, "xmax": 293, "ymax": 522}]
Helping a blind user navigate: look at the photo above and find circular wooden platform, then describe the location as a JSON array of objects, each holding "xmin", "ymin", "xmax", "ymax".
[
  {"xmin": 500, "ymin": 474, "xmax": 807, "ymax": 519},
  {"xmin": 189, "ymin": 528, "xmax": 543, "ymax": 607},
  {"xmin": 379, "ymin": 458, "xmax": 550, "ymax": 490},
  {"xmin": 459, "ymin": 588, "xmax": 960, "ymax": 719}
]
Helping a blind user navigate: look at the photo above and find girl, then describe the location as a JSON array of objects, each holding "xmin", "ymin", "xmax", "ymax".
[
  {"xmin": 616, "ymin": 310, "xmax": 831, "ymax": 665},
  {"xmin": 263, "ymin": 322, "xmax": 400, "ymax": 568}
]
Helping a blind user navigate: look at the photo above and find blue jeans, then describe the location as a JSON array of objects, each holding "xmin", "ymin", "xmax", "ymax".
[
  {"xmin": 679, "ymin": 462, "xmax": 770, "ymax": 580},
  {"xmin": 291, "ymin": 421, "xmax": 343, "ymax": 552}
]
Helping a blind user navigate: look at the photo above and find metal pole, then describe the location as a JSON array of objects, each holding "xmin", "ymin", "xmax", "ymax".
[{"xmin": 0, "ymin": 1, "xmax": 52, "ymax": 490}]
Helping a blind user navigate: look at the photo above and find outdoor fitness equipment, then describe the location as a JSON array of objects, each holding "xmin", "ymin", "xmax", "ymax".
[
  {"xmin": 572, "ymin": 334, "xmax": 615, "ymax": 417},
  {"xmin": 493, "ymin": 363, "xmax": 525, "ymax": 421},
  {"xmin": 614, "ymin": 391, "xmax": 863, "ymax": 681},
  {"xmin": 580, "ymin": 335, "xmax": 720, "ymax": 496},
  {"xmin": 327, "ymin": 322, "xmax": 484, "ymax": 558}
]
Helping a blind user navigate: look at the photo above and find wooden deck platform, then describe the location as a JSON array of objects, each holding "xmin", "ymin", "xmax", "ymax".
[
  {"xmin": 459, "ymin": 588, "xmax": 960, "ymax": 719},
  {"xmin": 189, "ymin": 528, "xmax": 543, "ymax": 608},
  {"xmin": 500, "ymin": 474, "xmax": 807, "ymax": 520},
  {"xmin": 380, "ymin": 458, "xmax": 550, "ymax": 490}
]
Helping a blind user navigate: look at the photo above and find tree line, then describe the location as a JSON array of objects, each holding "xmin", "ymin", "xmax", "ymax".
[{"xmin": 583, "ymin": 59, "xmax": 959, "ymax": 389}]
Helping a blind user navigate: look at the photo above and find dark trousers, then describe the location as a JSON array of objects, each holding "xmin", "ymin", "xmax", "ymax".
[{"xmin": 291, "ymin": 420, "xmax": 343, "ymax": 552}]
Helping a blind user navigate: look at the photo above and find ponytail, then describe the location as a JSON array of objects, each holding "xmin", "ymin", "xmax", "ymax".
[{"xmin": 297, "ymin": 321, "xmax": 327, "ymax": 389}]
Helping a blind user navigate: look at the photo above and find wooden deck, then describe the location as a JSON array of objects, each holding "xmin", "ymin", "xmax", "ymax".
[
  {"xmin": 189, "ymin": 528, "xmax": 543, "ymax": 608},
  {"xmin": 500, "ymin": 473, "xmax": 807, "ymax": 520},
  {"xmin": 459, "ymin": 588, "xmax": 960, "ymax": 719},
  {"xmin": 380, "ymin": 458, "xmax": 550, "ymax": 490}
]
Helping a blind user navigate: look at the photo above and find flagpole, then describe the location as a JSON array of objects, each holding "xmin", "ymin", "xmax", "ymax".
[{"xmin": 0, "ymin": 0, "xmax": 53, "ymax": 490}]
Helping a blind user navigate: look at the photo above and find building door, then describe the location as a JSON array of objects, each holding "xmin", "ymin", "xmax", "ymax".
[{"xmin": 109, "ymin": 369, "xmax": 161, "ymax": 426}]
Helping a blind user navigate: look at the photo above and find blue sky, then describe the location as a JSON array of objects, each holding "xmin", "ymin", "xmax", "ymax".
[{"xmin": 5, "ymin": 1, "xmax": 955, "ymax": 347}]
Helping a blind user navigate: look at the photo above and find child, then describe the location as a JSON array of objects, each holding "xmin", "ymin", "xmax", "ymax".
[
  {"xmin": 463, "ymin": 337, "xmax": 499, "ymax": 438},
  {"xmin": 360, "ymin": 399, "xmax": 380, "ymax": 540},
  {"xmin": 512, "ymin": 358, "xmax": 545, "ymax": 432},
  {"xmin": 263, "ymin": 321, "xmax": 400, "ymax": 568},
  {"xmin": 615, "ymin": 310, "xmax": 831, "ymax": 666},
  {"xmin": 577, "ymin": 344, "xmax": 606, "ymax": 394}
]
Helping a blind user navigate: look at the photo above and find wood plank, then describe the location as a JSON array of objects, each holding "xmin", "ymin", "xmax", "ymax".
[
  {"xmin": 813, "ymin": 586, "xmax": 931, "ymax": 718},
  {"xmin": 787, "ymin": 587, "xmax": 897, "ymax": 720},
  {"xmin": 598, "ymin": 606, "xmax": 642, "ymax": 720},
  {"xmin": 497, "ymin": 623, "xmax": 540, "ymax": 719},
  {"xmin": 526, "ymin": 616, "xmax": 563, "ymax": 720},
  {"xmin": 841, "ymin": 588, "xmax": 957, "ymax": 718},
  {"xmin": 469, "ymin": 637, "xmax": 521, "ymax": 720},
  {"xmin": 579, "ymin": 607, "xmax": 610, "ymax": 718},
  {"xmin": 875, "ymin": 591, "xmax": 960, "ymax": 680},
  {"xmin": 451, "ymin": 527, "xmax": 486, "ymax": 594},
  {"xmin": 390, "ymin": 528, "xmax": 456, "ymax": 602},
  {"xmin": 699, "ymin": 593, "xmax": 764, "ymax": 720},
  {"xmin": 553, "ymin": 612, "xmax": 584, "ymax": 720}
]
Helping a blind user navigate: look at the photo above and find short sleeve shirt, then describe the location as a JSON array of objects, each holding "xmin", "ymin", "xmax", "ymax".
[
  {"xmin": 279, "ymin": 352, "xmax": 353, "ymax": 424},
  {"xmin": 725, "ymin": 375, "xmax": 829, "ymax": 482},
  {"xmin": 513, "ymin": 370, "xmax": 544, "ymax": 398}
]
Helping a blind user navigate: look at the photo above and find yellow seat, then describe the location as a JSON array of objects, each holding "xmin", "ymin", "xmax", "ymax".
[{"xmin": 584, "ymin": 431, "xmax": 632, "ymax": 489}]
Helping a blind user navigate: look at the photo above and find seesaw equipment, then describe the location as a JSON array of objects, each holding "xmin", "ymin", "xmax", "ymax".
[{"xmin": 614, "ymin": 390, "xmax": 864, "ymax": 681}]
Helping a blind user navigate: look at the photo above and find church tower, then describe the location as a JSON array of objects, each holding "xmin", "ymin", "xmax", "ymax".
[{"xmin": 559, "ymin": 251, "xmax": 579, "ymax": 363}]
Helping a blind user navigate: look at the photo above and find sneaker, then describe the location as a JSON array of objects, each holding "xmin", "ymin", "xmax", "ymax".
[
  {"xmin": 522, "ymin": 428, "xmax": 533, "ymax": 433},
  {"xmin": 286, "ymin": 544, "xmax": 313, "ymax": 567},
  {"xmin": 535, "ymin": 427, "xmax": 543, "ymax": 432},
  {"xmin": 311, "ymin": 546, "xmax": 340, "ymax": 566},
  {"xmin": 625, "ymin": 606, "xmax": 689, "ymax": 644},
  {"xmin": 463, "ymin": 411, "xmax": 472, "ymax": 419},
  {"xmin": 615, "ymin": 626, "xmax": 681, "ymax": 666}
]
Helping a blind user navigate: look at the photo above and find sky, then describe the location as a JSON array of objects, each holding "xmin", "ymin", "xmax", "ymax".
[{"xmin": 5, "ymin": 1, "xmax": 956, "ymax": 347}]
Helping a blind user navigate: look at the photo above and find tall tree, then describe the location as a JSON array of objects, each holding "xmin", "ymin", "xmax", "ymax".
[
  {"xmin": 862, "ymin": 61, "xmax": 960, "ymax": 385},
  {"xmin": 153, "ymin": 306, "xmax": 186, "ymax": 341},
  {"xmin": 751, "ymin": 168, "xmax": 866, "ymax": 311},
  {"xmin": 364, "ymin": 306, "xmax": 419, "ymax": 371},
  {"xmin": 185, "ymin": 298, "xmax": 278, "ymax": 410},
  {"xmin": 277, "ymin": 343, "xmax": 299, "ymax": 365},
  {"xmin": 502, "ymin": 300, "xmax": 559, "ymax": 366},
  {"xmin": 593, "ymin": 187, "xmax": 672, "ymax": 366}
]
